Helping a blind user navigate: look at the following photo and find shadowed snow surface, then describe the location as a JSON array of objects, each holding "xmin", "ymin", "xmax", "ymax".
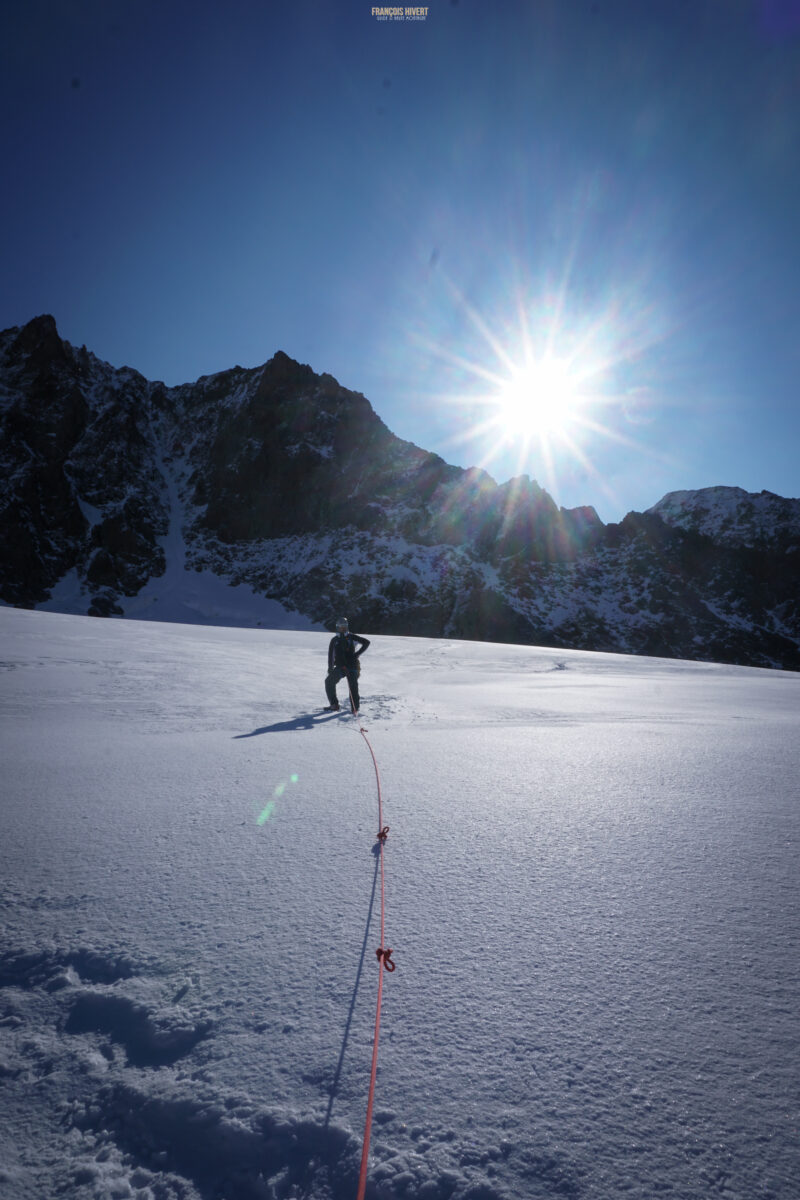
[{"xmin": 1, "ymin": 608, "xmax": 798, "ymax": 1199}]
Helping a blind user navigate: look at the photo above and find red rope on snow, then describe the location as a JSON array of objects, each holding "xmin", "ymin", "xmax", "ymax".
[{"xmin": 355, "ymin": 722, "xmax": 394, "ymax": 1200}]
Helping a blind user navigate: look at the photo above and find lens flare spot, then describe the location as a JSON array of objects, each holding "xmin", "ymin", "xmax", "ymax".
[
  {"xmin": 257, "ymin": 801, "xmax": 276, "ymax": 826},
  {"xmin": 255, "ymin": 774, "xmax": 299, "ymax": 826}
]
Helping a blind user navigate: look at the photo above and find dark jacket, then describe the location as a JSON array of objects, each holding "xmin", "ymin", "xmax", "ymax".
[{"xmin": 328, "ymin": 632, "xmax": 370, "ymax": 673}]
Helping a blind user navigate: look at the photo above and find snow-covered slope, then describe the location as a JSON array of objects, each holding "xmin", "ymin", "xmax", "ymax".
[{"xmin": 2, "ymin": 608, "xmax": 798, "ymax": 1199}]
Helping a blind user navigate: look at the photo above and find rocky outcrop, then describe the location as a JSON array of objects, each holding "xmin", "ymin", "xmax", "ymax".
[
  {"xmin": 648, "ymin": 486, "xmax": 800, "ymax": 550},
  {"xmin": 1, "ymin": 315, "xmax": 798, "ymax": 670}
]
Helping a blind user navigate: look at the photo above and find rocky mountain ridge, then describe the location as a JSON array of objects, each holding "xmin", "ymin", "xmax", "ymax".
[
  {"xmin": 2, "ymin": 314, "xmax": 799, "ymax": 670},
  {"xmin": 648, "ymin": 486, "xmax": 800, "ymax": 549}
]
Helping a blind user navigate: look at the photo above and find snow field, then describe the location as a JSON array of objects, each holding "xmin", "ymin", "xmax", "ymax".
[{"xmin": 1, "ymin": 608, "xmax": 798, "ymax": 1199}]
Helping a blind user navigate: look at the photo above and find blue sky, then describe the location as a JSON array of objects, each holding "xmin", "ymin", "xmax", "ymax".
[{"xmin": 2, "ymin": 0, "xmax": 799, "ymax": 522}]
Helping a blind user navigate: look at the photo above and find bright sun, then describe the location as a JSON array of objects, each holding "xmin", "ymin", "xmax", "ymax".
[
  {"xmin": 493, "ymin": 357, "xmax": 580, "ymax": 442},
  {"xmin": 415, "ymin": 266, "xmax": 664, "ymax": 505}
]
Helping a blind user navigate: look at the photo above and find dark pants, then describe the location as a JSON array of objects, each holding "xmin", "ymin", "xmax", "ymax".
[{"xmin": 325, "ymin": 667, "xmax": 360, "ymax": 710}]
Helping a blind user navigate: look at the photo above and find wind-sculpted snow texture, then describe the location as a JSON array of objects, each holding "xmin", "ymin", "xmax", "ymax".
[
  {"xmin": 2, "ymin": 315, "xmax": 799, "ymax": 668},
  {"xmin": 1, "ymin": 608, "xmax": 798, "ymax": 1199}
]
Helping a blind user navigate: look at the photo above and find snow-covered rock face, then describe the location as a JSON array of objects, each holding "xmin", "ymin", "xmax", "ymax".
[
  {"xmin": 648, "ymin": 487, "xmax": 800, "ymax": 550},
  {"xmin": 1, "ymin": 315, "xmax": 799, "ymax": 670}
]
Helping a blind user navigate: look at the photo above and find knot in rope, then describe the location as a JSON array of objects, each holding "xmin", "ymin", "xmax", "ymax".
[
  {"xmin": 376, "ymin": 946, "xmax": 396, "ymax": 972},
  {"xmin": 377, "ymin": 825, "xmax": 390, "ymax": 843}
]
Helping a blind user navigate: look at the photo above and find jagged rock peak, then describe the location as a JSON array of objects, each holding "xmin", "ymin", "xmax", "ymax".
[
  {"xmin": 258, "ymin": 349, "xmax": 327, "ymax": 393},
  {"xmin": 561, "ymin": 503, "xmax": 602, "ymax": 528},
  {"xmin": 2, "ymin": 313, "xmax": 64, "ymax": 363},
  {"xmin": 9, "ymin": 312, "xmax": 59, "ymax": 339}
]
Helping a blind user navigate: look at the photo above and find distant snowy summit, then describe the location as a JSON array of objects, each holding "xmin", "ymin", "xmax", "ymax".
[
  {"xmin": 649, "ymin": 486, "xmax": 800, "ymax": 550},
  {"xmin": 1, "ymin": 314, "xmax": 799, "ymax": 670}
]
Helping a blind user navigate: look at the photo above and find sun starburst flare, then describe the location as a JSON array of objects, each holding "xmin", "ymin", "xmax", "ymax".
[{"xmin": 413, "ymin": 267, "xmax": 675, "ymax": 511}]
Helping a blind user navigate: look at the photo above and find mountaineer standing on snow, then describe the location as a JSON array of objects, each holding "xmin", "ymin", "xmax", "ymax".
[{"xmin": 324, "ymin": 617, "xmax": 370, "ymax": 713}]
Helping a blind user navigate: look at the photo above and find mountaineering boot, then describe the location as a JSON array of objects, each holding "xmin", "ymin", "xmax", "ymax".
[{"xmin": 323, "ymin": 703, "xmax": 340, "ymax": 712}]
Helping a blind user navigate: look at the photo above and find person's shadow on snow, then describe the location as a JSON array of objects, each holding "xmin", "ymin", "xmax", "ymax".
[{"xmin": 233, "ymin": 712, "xmax": 342, "ymax": 737}]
